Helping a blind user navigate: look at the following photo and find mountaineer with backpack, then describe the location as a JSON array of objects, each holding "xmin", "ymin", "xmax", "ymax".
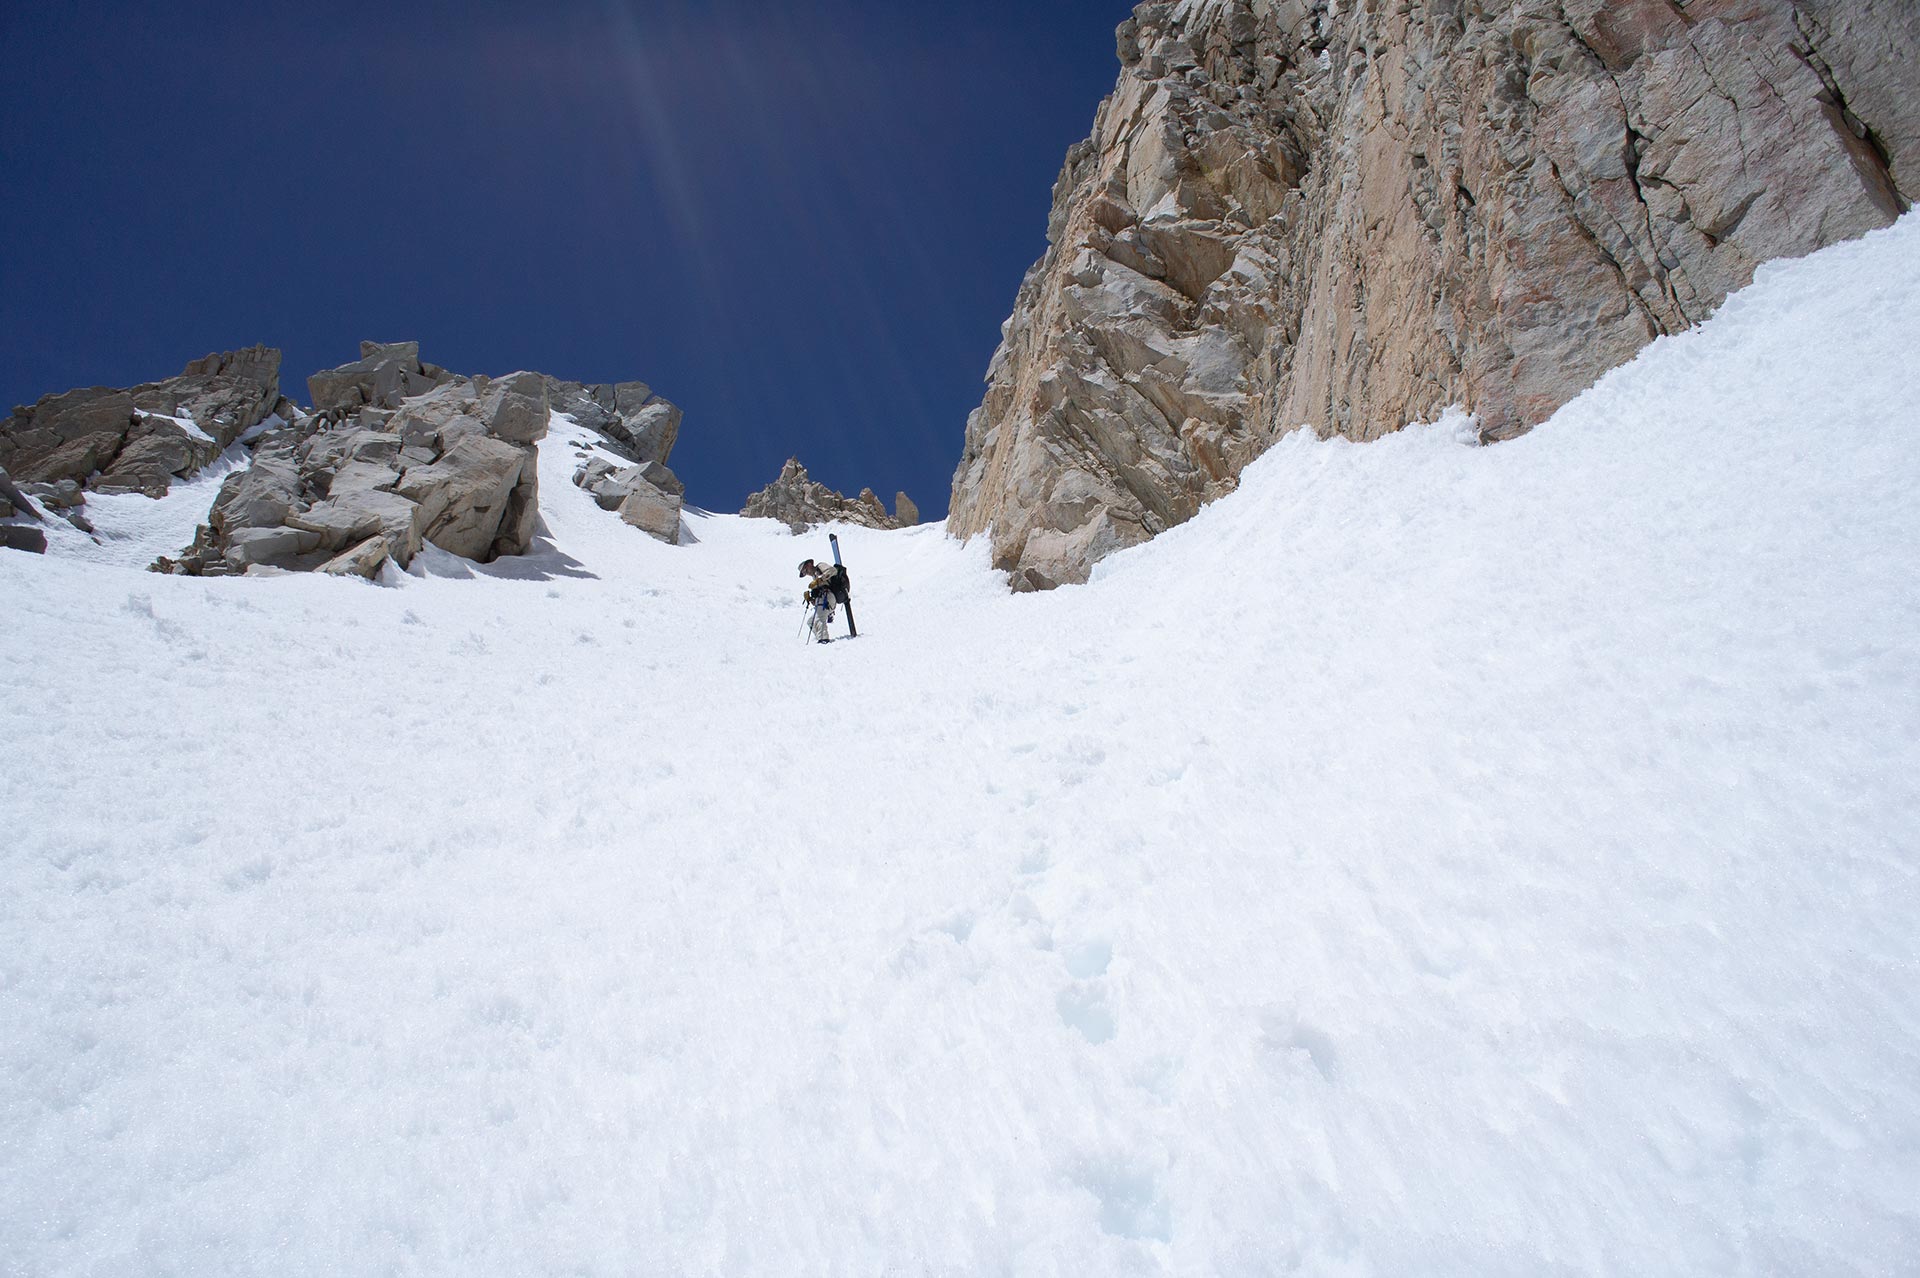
[{"xmin": 799, "ymin": 553, "xmax": 856, "ymax": 643}]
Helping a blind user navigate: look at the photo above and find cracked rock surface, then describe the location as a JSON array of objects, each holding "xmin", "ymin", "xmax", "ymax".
[{"xmin": 949, "ymin": 0, "xmax": 1918, "ymax": 589}]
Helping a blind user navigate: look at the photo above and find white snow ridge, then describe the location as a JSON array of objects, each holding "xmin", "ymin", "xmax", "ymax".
[{"xmin": 5, "ymin": 218, "xmax": 1920, "ymax": 1275}]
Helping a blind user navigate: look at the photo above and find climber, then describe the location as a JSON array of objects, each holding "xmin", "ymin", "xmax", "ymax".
[{"xmin": 799, "ymin": 558, "xmax": 846, "ymax": 644}]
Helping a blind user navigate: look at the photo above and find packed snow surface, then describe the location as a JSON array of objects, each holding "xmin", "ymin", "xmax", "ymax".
[{"xmin": 5, "ymin": 220, "xmax": 1920, "ymax": 1275}]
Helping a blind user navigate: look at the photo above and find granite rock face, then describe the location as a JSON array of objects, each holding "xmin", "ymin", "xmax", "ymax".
[
  {"xmin": 742, "ymin": 458, "xmax": 917, "ymax": 533},
  {"xmin": 159, "ymin": 347, "xmax": 551, "ymax": 577},
  {"xmin": 0, "ymin": 346, "xmax": 289, "ymax": 498},
  {"xmin": 949, "ymin": 0, "xmax": 1918, "ymax": 589}
]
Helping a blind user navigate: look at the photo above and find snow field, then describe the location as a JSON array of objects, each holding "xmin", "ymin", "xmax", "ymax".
[{"xmin": 3, "ymin": 215, "xmax": 1919, "ymax": 1274}]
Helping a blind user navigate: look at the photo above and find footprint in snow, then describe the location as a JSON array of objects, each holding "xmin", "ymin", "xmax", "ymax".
[
  {"xmin": 1074, "ymin": 1160, "xmax": 1171, "ymax": 1242},
  {"xmin": 1057, "ymin": 940, "xmax": 1117, "ymax": 1044},
  {"xmin": 1058, "ymin": 987, "xmax": 1116, "ymax": 1044},
  {"xmin": 1259, "ymin": 1009, "xmax": 1339, "ymax": 1082},
  {"xmin": 935, "ymin": 912, "xmax": 975, "ymax": 944}
]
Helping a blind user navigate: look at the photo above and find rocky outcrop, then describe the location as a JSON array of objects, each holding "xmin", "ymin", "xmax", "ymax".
[
  {"xmin": 543, "ymin": 378, "xmax": 682, "ymax": 465},
  {"xmin": 741, "ymin": 458, "xmax": 918, "ymax": 533},
  {"xmin": 950, "ymin": 0, "xmax": 1919, "ymax": 589},
  {"xmin": 572, "ymin": 455, "xmax": 687, "ymax": 544},
  {"xmin": 306, "ymin": 340, "xmax": 455, "ymax": 413},
  {"xmin": 0, "ymin": 346, "xmax": 289, "ymax": 498},
  {"xmin": 158, "ymin": 349, "xmax": 549, "ymax": 577},
  {"xmin": 558, "ymin": 378, "xmax": 690, "ymax": 545}
]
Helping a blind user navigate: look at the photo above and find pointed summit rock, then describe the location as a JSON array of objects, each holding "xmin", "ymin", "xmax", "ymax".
[{"xmin": 741, "ymin": 458, "xmax": 914, "ymax": 534}]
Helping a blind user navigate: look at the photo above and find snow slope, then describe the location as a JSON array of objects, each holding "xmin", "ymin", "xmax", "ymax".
[{"xmin": 4, "ymin": 217, "xmax": 1918, "ymax": 1276}]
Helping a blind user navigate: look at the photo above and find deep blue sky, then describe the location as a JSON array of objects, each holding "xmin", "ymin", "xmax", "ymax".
[{"xmin": 0, "ymin": 0, "xmax": 1135, "ymax": 517}]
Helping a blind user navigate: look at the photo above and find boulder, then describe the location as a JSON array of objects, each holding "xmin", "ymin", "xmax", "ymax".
[
  {"xmin": 317, "ymin": 536, "xmax": 392, "ymax": 579},
  {"xmin": 17, "ymin": 478, "xmax": 77, "ymax": 513},
  {"xmin": 286, "ymin": 489, "xmax": 424, "ymax": 564},
  {"xmin": 223, "ymin": 525, "xmax": 321, "ymax": 570},
  {"xmin": 574, "ymin": 456, "xmax": 686, "ymax": 512},
  {"xmin": 326, "ymin": 460, "xmax": 402, "ymax": 496},
  {"xmin": 894, "ymin": 492, "xmax": 920, "ymax": 526},
  {"xmin": 622, "ymin": 401, "xmax": 681, "ymax": 463},
  {"xmin": 632, "ymin": 459, "xmax": 684, "ymax": 497},
  {"xmin": 2, "ymin": 525, "xmax": 48, "ymax": 555},
  {"xmin": 307, "ymin": 341, "xmax": 439, "ymax": 414},
  {"xmin": 397, "ymin": 435, "xmax": 529, "ymax": 559},
  {"xmin": 211, "ymin": 456, "xmax": 308, "ymax": 532},
  {"xmin": 477, "ymin": 371, "xmax": 550, "ymax": 445},
  {"xmin": 92, "ymin": 416, "xmax": 205, "ymax": 496},
  {"xmin": 618, "ymin": 485, "xmax": 683, "ymax": 545}
]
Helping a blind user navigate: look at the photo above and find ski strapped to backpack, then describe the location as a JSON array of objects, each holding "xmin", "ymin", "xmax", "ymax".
[{"xmin": 828, "ymin": 534, "xmax": 857, "ymax": 638}]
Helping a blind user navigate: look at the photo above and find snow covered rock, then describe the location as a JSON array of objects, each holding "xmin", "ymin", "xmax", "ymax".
[
  {"xmin": 615, "ymin": 483, "xmax": 683, "ymax": 544},
  {"xmin": 567, "ymin": 457, "xmax": 683, "ymax": 543},
  {"xmin": 557, "ymin": 383, "xmax": 694, "ymax": 546},
  {"xmin": 741, "ymin": 457, "xmax": 917, "ymax": 533},
  {"xmin": 950, "ymin": 0, "xmax": 1920, "ymax": 588},
  {"xmin": 572, "ymin": 454, "xmax": 686, "ymax": 543},
  {"xmin": 0, "ymin": 345, "xmax": 287, "ymax": 497}
]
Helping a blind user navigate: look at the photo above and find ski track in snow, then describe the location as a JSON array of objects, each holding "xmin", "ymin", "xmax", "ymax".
[{"xmin": 4, "ymin": 219, "xmax": 1920, "ymax": 1275}]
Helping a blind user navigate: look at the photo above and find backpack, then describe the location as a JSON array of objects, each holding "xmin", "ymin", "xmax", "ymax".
[{"xmin": 828, "ymin": 564, "xmax": 850, "ymax": 599}]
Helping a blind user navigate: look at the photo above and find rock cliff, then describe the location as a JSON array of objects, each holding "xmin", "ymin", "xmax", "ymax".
[
  {"xmin": 949, "ymin": 0, "xmax": 1918, "ymax": 589},
  {"xmin": 1, "ymin": 346, "xmax": 289, "ymax": 498}
]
